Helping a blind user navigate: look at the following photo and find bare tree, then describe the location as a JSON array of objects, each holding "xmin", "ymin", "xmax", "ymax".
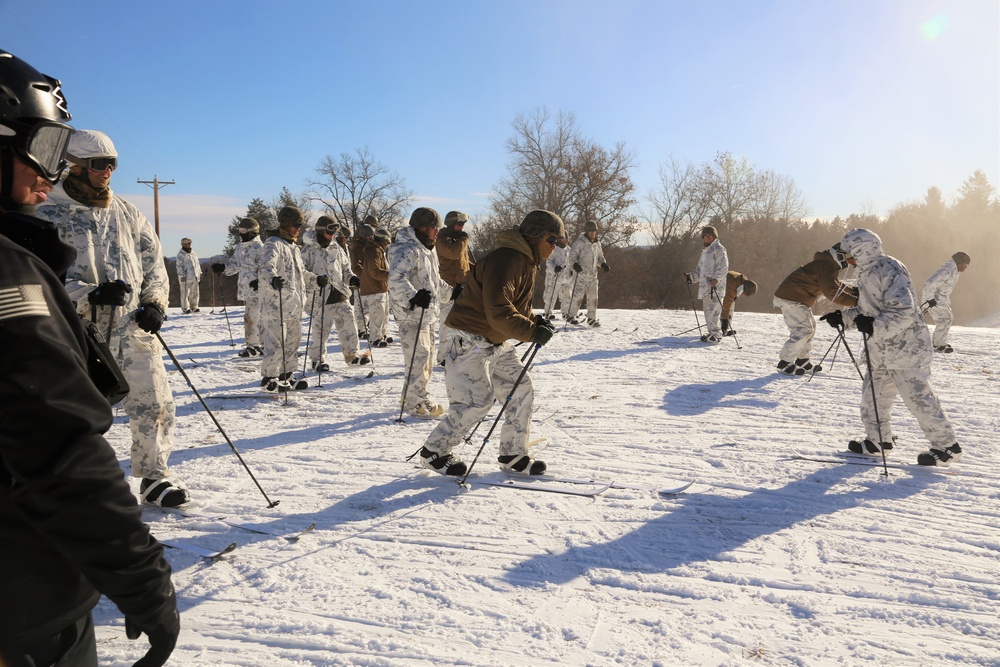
[
  {"xmin": 306, "ymin": 147, "xmax": 415, "ymax": 235},
  {"xmin": 699, "ymin": 151, "xmax": 758, "ymax": 226},
  {"xmin": 485, "ymin": 108, "xmax": 638, "ymax": 248},
  {"xmin": 646, "ymin": 157, "xmax": 712, "ymax": 245}
]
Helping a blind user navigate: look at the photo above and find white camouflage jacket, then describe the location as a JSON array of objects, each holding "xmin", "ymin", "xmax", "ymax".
[
  {"xmin": 840, "ymin": 229, "xmax": 932, "ymax": 370},
  {"xmin": 223, "ymin": 236, "xmax": 264, "ymax": 301},
  {"xmin": 921, "ymin": 259, "xmax": 959, "ymax": 307},
  {"xmin": 301, "ymin": 239, "xmax": 354, "ymax": 301},
  {"xmin": 546, "ymin": 244, "xmax": 569, "ymax": 275},
  {"xmin": 258, "ymin": 234, "xmax": 316, "ymax": 297},
  {"xmin": 34, "ymin": 181, "xmax": 170, "ymax": 321},
  {"xmin": 387, "ymin": 226, "xmax": 440, "ymax": 324},
  {"xmin": 691, "ymin": 238, "xmax": 729, "ymax": 299},
  {"xmin": 176, "ymin": 249, "xmax": 201, "ymax": 282},
  {"xmin": 568, "ymin": 234, "xmax": 606, "ymax": 281}
]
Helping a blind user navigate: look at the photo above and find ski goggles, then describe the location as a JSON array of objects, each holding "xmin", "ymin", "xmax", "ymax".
[
  {"xmin": 68, "ymin": 154, "xmax": 117, "ymax": 172},
  {"xmin": 1, "ymin": 119, "xmax": 75, "ymax": 183}
]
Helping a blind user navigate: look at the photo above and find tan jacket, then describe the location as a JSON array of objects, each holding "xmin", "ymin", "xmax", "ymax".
[
  {"xmin": 722, "ymin": 270, "xmax": 750, "ymax": 319},
  {"xmin": 357, "ymin": 236, "xmax": 389, "ymax": 296},
  {"xmin": 435, "ymin": 227, "xmax": 473, "ymax": 287},
  {"xmin": 774, "ymin": 250, "xmax": 858, "ymax": 308},
  {"xmin": 445, "ymin": 229, "xmax": 541, "ymax": 345}
]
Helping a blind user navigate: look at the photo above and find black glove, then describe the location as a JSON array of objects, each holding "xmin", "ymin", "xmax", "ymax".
[
  {"xmin": 573, "ymin": 262, "xmax": 583, "ymax": 273},
  {"xmin": 349, "ymin": 275, "xmax": 361, "ymax": 288},
  {"xmin": 91, "ymin": 280, "xmax": 133, "ymax": 306},
  {"xmin": 854, "ymin": 314, "xmax": 875, "ymax": 336},
  {"xmin": 554, "ymin": 265, "xmax": 564, "ymax": 273},
  {"xmin": 451, "ymin": 284, "xmax": 463, "ymax": 301},
  {"xmin": 532, "ymin": 314, "xmax": 556, "ymax": 346},
  {"xmin": 249, "ymin": 279, "xmax": 259, "ymax": 291},
  {"xmin": 125, "ymin": 599, "xmax": 180, "ymax": 667},
  {"xmin": 601, "ymin": 262, "xmax": 611, "ymax": 273},
  {"xmin": 819, "ymin": 310, "xmax": 844, "ymax": 329},
  {"xmin": 135, "ymin": 303, "xmax": 165, "ymax": 334},
  {"xmin": 409, "ymin": 288, "xmax": 432, "ymax": 309},
  {"xmin": 211, "ymin": 263, "xmax": 225, "ymax": 274},
  {"xmin": 684, "ymin": 272, "xmax": 693, "ymax": 285},
  {"xmin": 270, "ymin": 276, "xmax": 285, "ymax": 290},
  {"xmin": 926, "ymin": 298, "xmax": 937, "ymax": 309},
  {"xmin": 316, "ymin": 275, "xmax": 330, "ymax": 288}
]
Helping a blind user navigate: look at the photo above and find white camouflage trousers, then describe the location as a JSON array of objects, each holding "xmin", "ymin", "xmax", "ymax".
[
  {"xmin": 437, "ymin": 283, "xmax": 457, "ymax": 365},
  {"xmin": 179, "ymin": 278, "xmax": 199, "ymax": 311},
  {"xmin": 359, "ymin": 293, "xmax": 389, "ymax": 341},
  {"xmin": 260, "ymin": 289, "xmax": 303, "ymax": 378},
  {"xmin": 306, "ymin": 290, "xmax": 361, "ymax": 364},
  {"xmin": 243, "ymin": 289, "xmax": 262, "ymax": 347},
  {"xmin": 398, "ymin": 310, "xmax": 437, "ymax": 412},
  {"xmin": 926, "ymin": 304, "xmax": 953, "ymax": 347},
  {"xmin": 544, "ymin": 271, "xmax": 571, "ymax": 317},
  {"xmin": 861, "ymin": 366, "xmax": 957, "ymax": 449},
  {"xmin": 702, "ymin": 286, "xmax": 723, "ymax": 337},
  {"xmin": 774, "ymin": 296, "xmax": 816, "ymax": 362},
  {"xmin": 108, "ymin": 321, "xmax": 176, "ymax": 480},
  {"xmin": 424, "ymin": 334, "xmax": 534, "ymax": 458},
  {"xmin": 569, "ymin": 273, "xmax": 599, "ymax": 320}
]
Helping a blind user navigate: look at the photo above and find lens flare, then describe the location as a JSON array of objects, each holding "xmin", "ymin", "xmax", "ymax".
[{"xmin": 921, "ymin": 15, "xmax": 949, "ymax": 40}]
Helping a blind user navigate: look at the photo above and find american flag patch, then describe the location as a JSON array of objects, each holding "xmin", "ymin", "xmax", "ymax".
[{"xmin": 0, "ymin": 284, "xmax": 51, "ymax": 321}]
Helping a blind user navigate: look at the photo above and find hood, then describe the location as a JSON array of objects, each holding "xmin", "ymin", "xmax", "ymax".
[
  {"xmin": 840, "ymin": 228, "xmax": 883, "ymax": 270},
  {"xmin": 495, "ymin": 228, "xmax": 537, "ymax": 264}
]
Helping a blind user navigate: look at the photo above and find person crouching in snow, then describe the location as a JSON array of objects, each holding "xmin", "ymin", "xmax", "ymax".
[
  {"xmin": 773, "ymin": 244, "xmax": 858, "ymax": 375},
  {"xmin": 720, "ymin": 270, "xmax": 757, "ymax": 336},
  {"xmin": 301, "ymin": 216, "xmax": 367, "ymax": 371},
  {"xmin": 417, "ymin": 210, "xmax": 565, "ymax": 477},
  {"xmin": 258, "ymin": 206, "xmax": 321, "ymax": 392},
  {"xmin": 820, "ymin": 228, "xmax": 963, "ymax": 467}
]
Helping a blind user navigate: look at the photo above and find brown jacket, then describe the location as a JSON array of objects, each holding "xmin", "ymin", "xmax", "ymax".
[
  {"xmin": 445, "ymin": 228, "xmax": 541, "ymax": 345},
  {"xmin": 357, "ymin": 236, "xmax": 389, "ymax": 295},
  {"xmin": 435, "ymin": 227, "xmax": 473, "ymax": 287},
  {"xmin": 350, "ymin": 238, "xmax": 365, "ymax": 276},
  {"xmin": 774, "ymin": 250, "xmax": 858, "ymax": 308},
  {"xmin": 722, "ymin": 270, "xmax": 750, "ymax": 319}
]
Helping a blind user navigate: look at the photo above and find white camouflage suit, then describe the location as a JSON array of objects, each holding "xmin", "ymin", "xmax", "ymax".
[
  {"xmin": 839, "ymin": 229, "xmax": 957, "ymax": 451},
  {"xmin": 258, "ymin": 234, "xmax": 317, "ymax": 380},
  {"xmin": 691, "ymin": 237, "xmax": 729, "ymax": 337},
  {"xmin": 543, "ymin": 244, "xmax": 572, "ymax": 318},
  {"xmin": 176, "ymin": 246, "xmax": 201, "ymax": 311},
  {"xmin": 224, "ymin": 235, "xmax": 264, "ymax": 348},
  {"xmin": 301, "ymin": 237, "xmax": 362, "ymax": 366},
  {"xmin": 388, "ymin": 226, "xmax": 441, "ymax": 413},
  {"xmin": 35, "ymin": 182, "xmax": 177, "ymax": 481},
  {"xmin": 922, "ymin": 258, "xmax": 961, "ymax": 348},
  {"xmin": 567, "ymin": 234, "xmax": 606, "ymax": 320}
]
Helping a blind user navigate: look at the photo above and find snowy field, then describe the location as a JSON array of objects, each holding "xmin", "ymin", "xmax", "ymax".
[{"xmin": 93, "ymin": 306, "xmax": 1000, "ymax": 666}]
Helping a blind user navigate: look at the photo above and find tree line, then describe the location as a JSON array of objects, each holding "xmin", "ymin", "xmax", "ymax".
[{"xmin": 216, "ymin": 107, "xmax": 999, "ymax": 326}]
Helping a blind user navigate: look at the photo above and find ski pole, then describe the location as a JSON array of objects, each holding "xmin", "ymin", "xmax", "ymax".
[
  {"xmin": 302, "ymin": 289, "xmax": 317, "ymax": 378},
  {"xmin": 219, "ymin": 275, "xmax": 235, "ymax": 347},
  {"xmin": 712, "ymin": 287, "xmax": 741, "ymax": 349},
  {"xmin": 835, "ymin": 325, "xmax": 866, "ymax": 381},
  {"xmin": 276, "ymin": 282, "xmax": 289, "ymax": 406},
  {"xmin": 860, "ymin": 330, "xmax": 890, "ymax": 477},
  {"xmin": 156, "ymin": 331, "xmax": 279, "ymax": 507},
  {"xmin": 458, "ymin": 343, "xmax": 540, "ymax": 486},
  {"xmin": 684, "ymin": 276, "xmax": 703, "ymax": 336},
  {"xmin": 562, "ymin": 271, "xmax": 581, "ymax": 331},
  {"xmin": 544, "ymin": 270, "xmax": 559, "ymax": 315},
  {"xmin": 211, "ymin": 272, "xmax": 217, "ymax": 314},
  {"xmin": 806, "ymin": 334, "xmax": 842, "ymax": 383},
  {"xmin": 317, "ymin": 286, "xmax": 328, "ymax": 387},
  {"xmin": 106, "ymin": 305, "xmax": 117, "ymax": 347},
  {"xmin": 354, "ymin": 287, "xmax": 375, "ymax": 378},
  {"xmin": 459, "ymin": 342, "xmax": 535, "ymax": 449},
  {"xmin": 395, "ymin": 304, "xmax": 426, "ymax": 423}
]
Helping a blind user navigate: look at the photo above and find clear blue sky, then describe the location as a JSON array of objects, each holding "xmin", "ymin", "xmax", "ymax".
[{"xmin": 3, "ymin": 0, "xmax": 997, "ymax": 258}]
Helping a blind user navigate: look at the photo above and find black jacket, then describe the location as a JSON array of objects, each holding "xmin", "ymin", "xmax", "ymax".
[{"xmin": 0, "ymin": 211, "xmax": 175, "ymax": 646}]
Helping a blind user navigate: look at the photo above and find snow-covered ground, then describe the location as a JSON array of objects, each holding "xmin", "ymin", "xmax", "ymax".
[{"xmin": 94, "ymin": 306, "xmax": 1000, "ymax": 666}]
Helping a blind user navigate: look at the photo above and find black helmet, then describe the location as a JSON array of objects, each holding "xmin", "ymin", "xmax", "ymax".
[{"xmin": 0, "ymin": 50, "xmax": 74, "ymax": 183}]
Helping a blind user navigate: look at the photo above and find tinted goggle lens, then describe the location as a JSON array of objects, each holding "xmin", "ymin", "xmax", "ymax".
[
  {"xmin": 85, "ymin": 156, "xmax": 117, "ymax": 171},
  {"xmin": 25, "ymin": 123, "xmax": 74, "ymax": 182}
]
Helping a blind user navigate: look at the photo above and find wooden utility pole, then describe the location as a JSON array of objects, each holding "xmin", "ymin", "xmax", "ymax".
[{"xmin": 137, "ymin": 176, "xmax": 175, "ymax": 237}]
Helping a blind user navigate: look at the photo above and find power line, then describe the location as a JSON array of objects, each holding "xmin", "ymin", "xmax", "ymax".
[{"xmin": 137, "ymin": 177, "xmax": 175, "ymax": 237}]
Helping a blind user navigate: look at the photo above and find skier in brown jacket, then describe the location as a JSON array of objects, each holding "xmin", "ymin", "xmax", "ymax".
[
  {"xmin": 773, "ymin": 244, "xmax": 858, "ymax": 375},
  {"xmin": 720, "ymin": 270, "xmax": 758, "ymax": 336}
]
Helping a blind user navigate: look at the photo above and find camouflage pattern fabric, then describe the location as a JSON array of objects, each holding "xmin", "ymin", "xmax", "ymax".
[
  {"xmin": 922, "ymin": 259, "xmax": 960, "ymax": 347},
  {"xmin": 398, "ymin": 315, "xmax": 437, "ymax": 413},
  {"xmin": 567, "ymin": 234, "xmax": 606, "ymax": 320},
  {"xmin": 258, "ymin": 235, "xmax": 315, "ymax": 379},
  {"xmin": 861, "ymin": 367, "xmax": 956, "ymax": 448},
  {"xmin": 543, "ymin": 245, "xmax": 571, "ymax": 316},
  {"xmin": 176, "ymin": 249, "xmax": 201, "ymax": 311},
  {"xmin": 436, "ymin": 281, "xmax": 456, "ymax": 365},
  {"xmin": 224, "ymin": 236, "xmax": 264, "ymax": 347},
  {"xmin": 773, "ymin": 296, "xmax": 816, "ymax": 363},
  {"xmin": 361, "ymin": 292, "xmax": 389, "ymax": 341},
  {"xmin": 424, "ymin": 333, "xmax": 534, "ymax": 458},
  {"xmin": 302, "ymin": 240, "xmax": 361, "ymax": 364},
  {"xmin": 691, "ymin": 239, "xmax": 729, "ymax": 337}
]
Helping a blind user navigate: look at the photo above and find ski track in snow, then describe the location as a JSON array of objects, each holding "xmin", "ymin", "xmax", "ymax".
[{"xmin": 93, "ymin": 307, "xmax": 1000, "ymax": 666}]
